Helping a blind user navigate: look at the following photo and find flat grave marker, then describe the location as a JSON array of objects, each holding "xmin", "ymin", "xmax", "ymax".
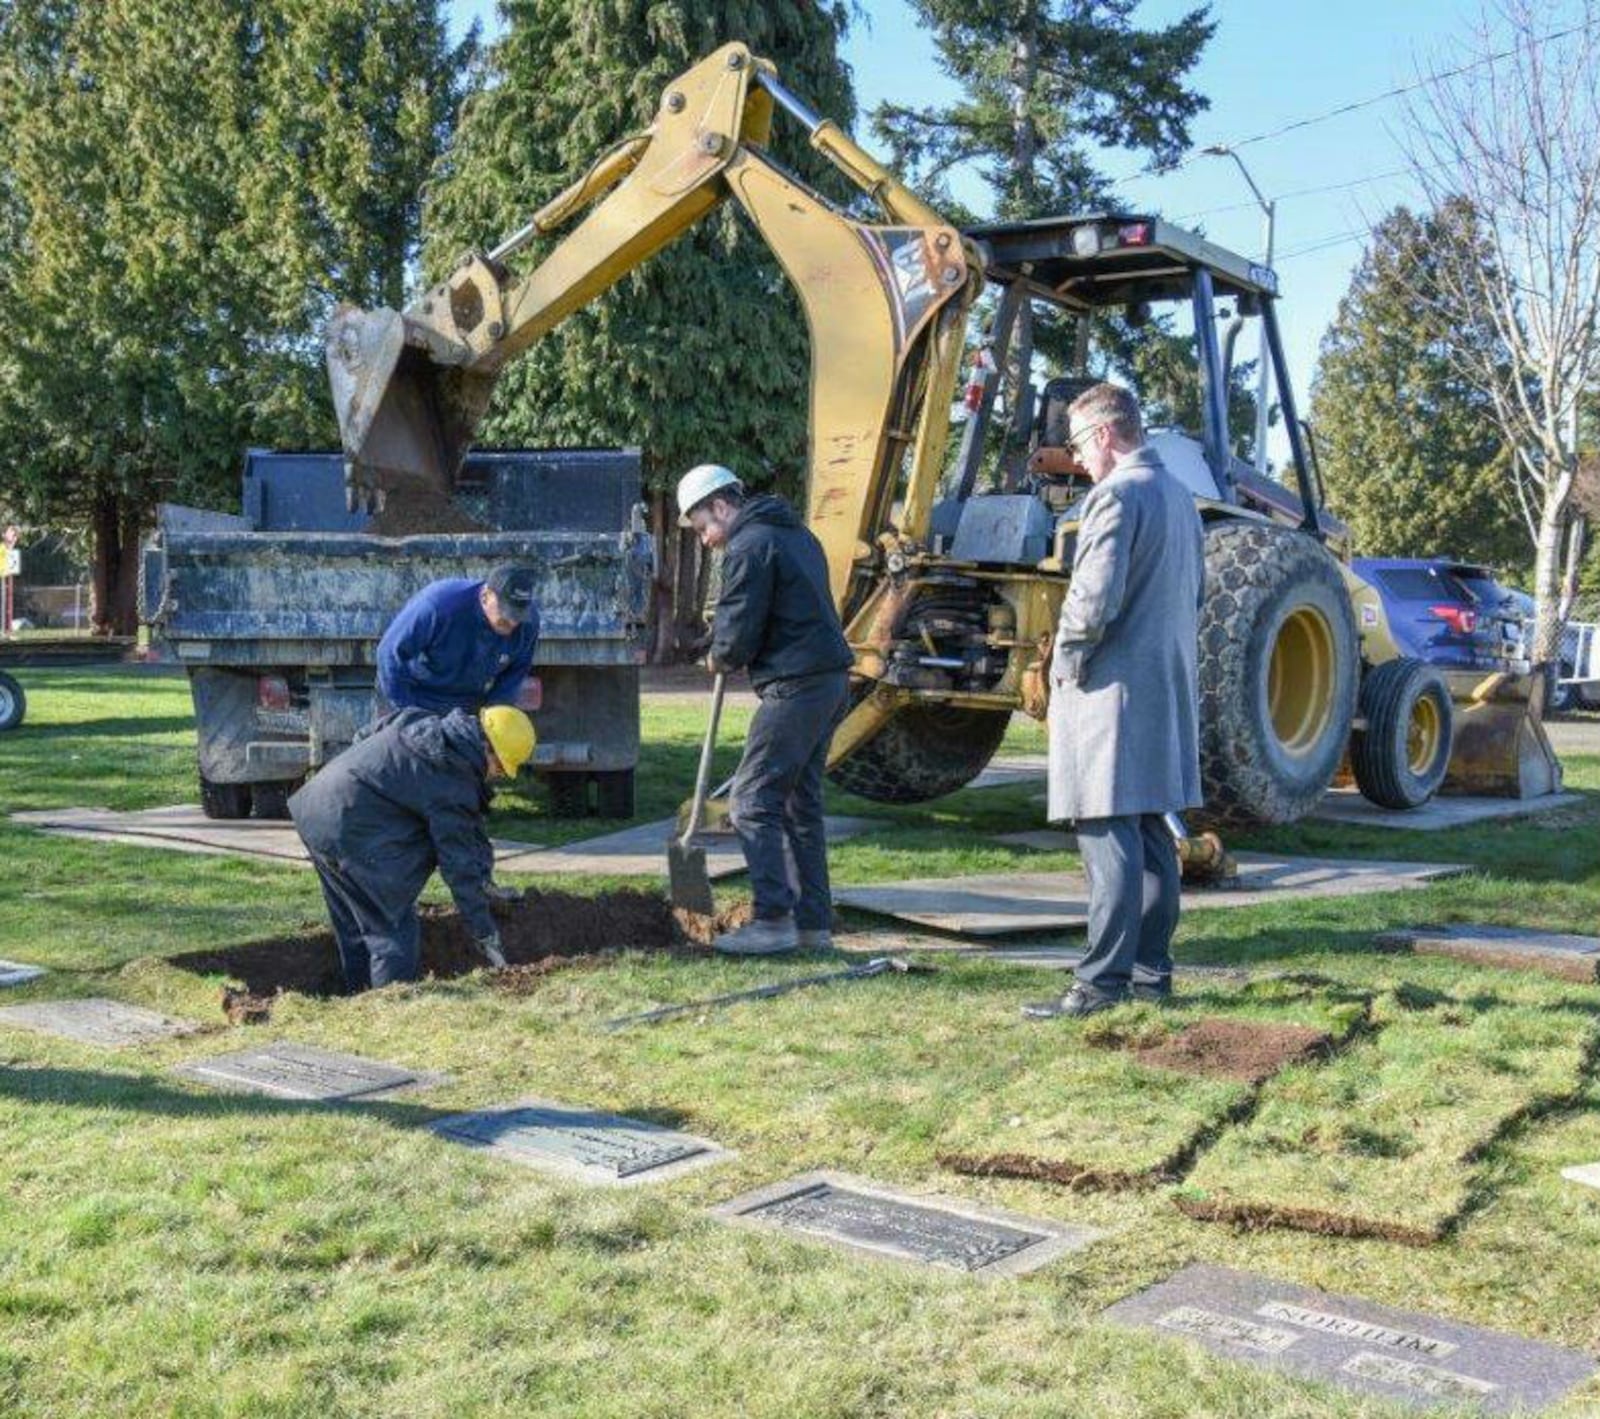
[
  {"xmin": 430, "ymin": 1097, "xmax": 732, "ymax": 1186},
  {"xmin": 1560, "ymin": 1162, "xmax": 1600, "ymax": 1191},
  {"xmin": 172, "ymin": 1043, "xmax": 444, "ymax": 1101},
  {"xmin": 0, "ymin": 998, "xmax": 199, "ymax": 1047},
  {"xmin": 712, "ymin": 1171, "xmax": 1101, "ymax": 1278},
  {"xmin": 1103, "ymin": 1263, "xmax": 1594, "ymax": 1413},
  {"xmin": 0, "ymin": 960, "xmax": 45, "ymax": 989}
]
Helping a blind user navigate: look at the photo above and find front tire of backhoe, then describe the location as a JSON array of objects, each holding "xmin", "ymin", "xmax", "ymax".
[
  {"xmin": 827, "ymin": 700, "xmax": 1012, "ymax": 804},
  {"xmin": 1198, "ymin": 520, "xmax": 1358, "ymax": 826},
  {"xmin": 1350, "ymin": 657, "xmax": 1452, "ymax": 809}
]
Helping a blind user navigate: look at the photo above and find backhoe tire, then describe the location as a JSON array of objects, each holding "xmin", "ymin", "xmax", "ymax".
[
  {"xmin": 1350, "ymin": 657, "xmax": 1452, "ymax": 810},
  {"xmin": 594, "ymin": 769, "xmax": 636, "ymax": 819},
  {"xmin": 199, "ymin": 776, "xmax": 253, "ymax": 821},
  {"xmin": 547, "ymin": 772, "xmax": 591, "ymax": 819},
  {"xmin": 1198, "ymin": 519, "xmax": 1359, "ymax": 826},
  {"xmin": 827, "ymin": 700, "xmax": 1012, "ymax": 804},
  {"xmin": 0, "ymin": 671, "xmax": 25, "ymax": 732}
]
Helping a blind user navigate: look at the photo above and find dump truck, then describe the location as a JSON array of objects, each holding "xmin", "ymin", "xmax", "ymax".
[
  {"xmin": 142, "ymin": 448, "xmax": 652, "ymax": 819},
  {"xmin": 323, "ymin": 42, "xmax": 1556, "ymax": 833}
]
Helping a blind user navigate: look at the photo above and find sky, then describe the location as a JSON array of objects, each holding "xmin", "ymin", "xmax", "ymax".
[{"xmin": 443, "ymin": 0, "xmax": 1575, "ymax": 447}]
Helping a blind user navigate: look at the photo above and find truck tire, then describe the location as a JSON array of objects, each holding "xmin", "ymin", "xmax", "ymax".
[
  {"xmin": 1350, "ymin": 658, "xmax": 1453, "ymax": 809},
  {"xmin": 199, "ymin": 776, "xmax": 253, "ymax": 820},
  {"xmin": 0, "ymin": 671, "xmax": 25, "ymax": 732},
  {"xmin": 827, "ymin": 701, "xmax": 1011, "ymax": 804},
  {"xmin": 547, "ymin": 772, "xmax": 591, "ymax": 818},
  {"xmin": 594, "ymin": 769, "xmax": 636, "ymax": 819},
  {"xmin": 250, "ymin": 779, "xmax": 301, "ymax": 821},
  {"xmin": 1198, "ymin": 520, "xmax": 1359, "ymax": 826}
]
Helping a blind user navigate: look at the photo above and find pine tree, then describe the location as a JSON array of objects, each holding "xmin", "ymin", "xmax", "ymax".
[
  {"xmin": 420, "ymin": 1, "xmax": 855, "ymax": 656},
  {"xmin": 0, "ymin": 0, "xmax": 469, "ymax": 633},
  {"xmin": 1310, "ymin": 205, "xmax": 1526, "ymax": 570}
]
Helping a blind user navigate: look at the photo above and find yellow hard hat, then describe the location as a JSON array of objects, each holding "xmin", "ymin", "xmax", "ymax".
[{"xmin": 479, "ymin": 705, "xmax": 536, "ymax": 776}]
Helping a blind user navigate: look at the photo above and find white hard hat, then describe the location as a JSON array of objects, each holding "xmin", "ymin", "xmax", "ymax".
[{"xmin": 676, "ymin": 464, "xmax": 743, "ymax": 526}]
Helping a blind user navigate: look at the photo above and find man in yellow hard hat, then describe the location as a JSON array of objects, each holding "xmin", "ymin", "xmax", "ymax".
[{"xmin": 289, "ymin": 704, "xmax": 535, "ymax": 991}]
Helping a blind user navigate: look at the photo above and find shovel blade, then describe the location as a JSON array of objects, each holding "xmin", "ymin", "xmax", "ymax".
[{"xmin": 667, "ymin": 839, "xmax": 715, "ymax": 916}]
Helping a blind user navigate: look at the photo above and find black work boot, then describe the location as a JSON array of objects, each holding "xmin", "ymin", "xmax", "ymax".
[
  {"xmin": 1131, "ymin": 979, "xmax": 1173, "ymax": 1004},
  {"xmin": 1021, "ymin": 982, "xmax": 1125, "ymax": 1020}
]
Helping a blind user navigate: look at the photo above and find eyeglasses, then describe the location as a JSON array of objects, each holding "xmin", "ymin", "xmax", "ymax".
[{"xmin": 1066, "ymin": 420, "xmax": 1109, "ymax": 453}]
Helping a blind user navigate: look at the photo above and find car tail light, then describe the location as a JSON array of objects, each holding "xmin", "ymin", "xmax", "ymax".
[
  {"xmin": 1429, "ymin": 604, "xmax": 1477, "ymax": 634},
  {"xmin": 256, "ymin": 675, "xmax": 292, "ymax": 711},
  {"xmin": 516, "ymin": 676, "xmax": 543, "ymax": 713}
]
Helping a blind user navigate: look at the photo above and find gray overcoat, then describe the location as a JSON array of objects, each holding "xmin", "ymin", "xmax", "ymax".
[{"xmin": 1047, "ymin": 444, "xmax": 1205, "ymax": 823}]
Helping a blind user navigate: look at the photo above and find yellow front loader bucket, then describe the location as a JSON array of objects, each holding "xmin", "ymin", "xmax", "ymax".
[
  {"xmin": 325, "ymin": 305, "xmax": 496, "ymax": 512},
  {"xmin": 1440, "ymin": 667, "xmax": 1563, "ymax": 798}
]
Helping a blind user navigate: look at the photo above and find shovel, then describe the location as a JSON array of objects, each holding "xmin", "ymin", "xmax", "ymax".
[{"xmin": 667, "ymin": 671, "xmax": 726, "ymax": 915}]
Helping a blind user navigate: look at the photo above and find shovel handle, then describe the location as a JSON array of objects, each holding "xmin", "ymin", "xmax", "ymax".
[{"xmin": 680, "ymin": 672, "xmax": 726, "ymax": 846}]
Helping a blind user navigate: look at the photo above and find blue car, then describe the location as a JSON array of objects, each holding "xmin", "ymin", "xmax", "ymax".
[{"xmin": 1351, "ymin": 558, "xmax": 1527, "ymax": 671}]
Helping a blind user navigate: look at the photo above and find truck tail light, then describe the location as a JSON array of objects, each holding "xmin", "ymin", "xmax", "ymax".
[
  {"xmin": 256, "ymin": 674, "xmax": 292, "ymax": 711},
  {"xmin": 1116, "ymin": 221, "xmax": 1153, "ymax": 246},
  {"xmin": 517, "ymin": 676, "xmax": 543, "ymax": 713},
  {"xmin": 1430, "ymin": 604, "xmax": 1477, "ymax": 634}
]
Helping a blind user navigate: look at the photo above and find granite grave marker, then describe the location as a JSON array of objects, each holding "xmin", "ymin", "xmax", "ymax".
[
  {"xmin": 713, "ymin": 1171, "xmax": 1100, "ymax": 1277},
  {"xmin": 0, "ymin": 960, "xmax": 45, "ymax": 989},
  {"xmin": 173, "ymin": 1043, "xmax": 443, "ymax": 1101},
  {"xmin": 1103, "ymin": 1264, "xmax": 1594, "ymax": 1413},
  {"xmin": 0, "ymin": 998, "xmax": 199, "ymax": 1047},
  {"xmin": 430, "ymin": 1097, "xmax": 732, "ymax": 1185}
]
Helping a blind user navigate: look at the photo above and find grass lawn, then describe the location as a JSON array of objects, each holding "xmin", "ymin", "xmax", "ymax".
[{"xmin": 1, "ymin": 668, "xmax": 1600, "ymax": 1416}]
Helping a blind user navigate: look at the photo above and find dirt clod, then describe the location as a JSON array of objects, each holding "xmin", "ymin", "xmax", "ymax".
[
  {"xmin": 1118, "ymin": 1017, "xmax": 1332, "ymax": 1083},
  {"xmin": 365, "ymin": 492, "xmax": 487, "ymax": 536}
]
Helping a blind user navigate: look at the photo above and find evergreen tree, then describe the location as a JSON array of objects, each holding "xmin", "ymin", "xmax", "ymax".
[
  {"xmin": 420, "ymin": 1, "xmax": 855, "ymax": 656},
  {"xmin": 0, "ymin": 0, "xmax": 469, "ymax": 633},
  {"xmin": 1310, "ymin": 205, "xmax": 1525, "ymax": 569}
]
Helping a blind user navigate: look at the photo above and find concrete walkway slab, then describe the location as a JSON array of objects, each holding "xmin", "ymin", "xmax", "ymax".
[
  {"xmin": 968, "ymin": 756, "xmax": 1048, "ymax": 790},
  {"xmin": 1312, "ymin": 787, "xmax": 1580, "ymax": 831},
  {"xmin": 12, "ymin": 804, "xmax": 545, "ymax": 869},
  {"xmin": 834, "ymin": 854, "xmax": 1468, "ymax": 937}
]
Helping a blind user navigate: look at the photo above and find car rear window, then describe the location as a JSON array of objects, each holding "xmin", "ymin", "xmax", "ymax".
[
  {"xmin": 1453, "ymin": 574, "xmax": 1505, "ymax": 606},
  {"xmin": 1373, "ymin": 567, "xmax": 1471, "ymax": 602}
]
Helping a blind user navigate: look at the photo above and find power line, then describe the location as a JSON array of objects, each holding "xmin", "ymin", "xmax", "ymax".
[
  {"xmin": 1171, "ymin": 165, "xmax": 1419, "ymax": 223},
  {"xmin": 1112, "ymin": 16, "xmax": 1597, "ymax": 189},
  {"xmin": 1276, "ymin": 229, "xmax": 1373, "ymax": 262}
]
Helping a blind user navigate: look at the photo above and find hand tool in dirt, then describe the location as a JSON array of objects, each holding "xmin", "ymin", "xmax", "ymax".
[
  {"xmin": 474, "ymin": 930, "xmax": 509, "ymax": 969},
  {"xmin": 668, "ymin": 671, "xmax": 726, "ymax": 915},
  {"xmin": 601, "ymin": 955, "xmax": 933, "ymax": 1031}
]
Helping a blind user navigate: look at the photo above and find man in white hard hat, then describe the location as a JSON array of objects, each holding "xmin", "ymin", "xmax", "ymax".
[{"xmin": 676, "ymin": 464, "xmax": 854, "ymax": 955}]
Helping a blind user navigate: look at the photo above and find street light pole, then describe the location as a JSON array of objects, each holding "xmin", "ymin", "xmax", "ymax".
[{"xmin": 1202, "ymin": 145, "xmax": 1275, "ymax": 475}]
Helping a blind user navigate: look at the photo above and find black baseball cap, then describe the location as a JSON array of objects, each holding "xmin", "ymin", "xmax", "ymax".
[{"xmin": 485, "ymin": 564, "xmax": 537, "ymax": 622}]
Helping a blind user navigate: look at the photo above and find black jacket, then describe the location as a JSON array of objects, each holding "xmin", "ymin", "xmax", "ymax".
[
  {"xmin": 289, "ymin": 708, "xmax": 496, "ymax": 939},
  {"xmin": 709, "ymin": 495, "xmax": 853, "ymax": 690}
]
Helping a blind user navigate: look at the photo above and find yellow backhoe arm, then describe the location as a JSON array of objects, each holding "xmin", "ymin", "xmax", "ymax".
[{"xmin": 327, "ymin": 42, "xmax": 978, "ymax": 620}]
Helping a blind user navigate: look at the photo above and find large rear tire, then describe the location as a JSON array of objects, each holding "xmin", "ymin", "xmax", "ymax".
[
  {"xmin": 250, "ymin": 780, "xmax": 302, "ymax": 821},
  {"xmin": 0, "ymin": 671, "xmax": 25, "ymax": 732},
  {"xmin": 1198, "ymin": 520, "xmax": 1359, "ymax": 826},
  {"xmin": 199, "ymin": 776, "xmax": 253, "ymax": 821},
  {"xmin": 827, "ymin": 700, "xmax": 1012, "ymax": 804},
  {"xmin": 1350, "ymin": 658, "xmax": 1453, "ymax": 809}
]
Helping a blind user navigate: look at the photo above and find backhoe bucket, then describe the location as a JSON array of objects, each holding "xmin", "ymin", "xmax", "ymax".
[
  {"xmin": 325, "ymin": 304, "xmax": 495, "ymax": 512},
  {"xmin": 1441, "ymin": 668, "xmax": 1563, "ymax": 798}
]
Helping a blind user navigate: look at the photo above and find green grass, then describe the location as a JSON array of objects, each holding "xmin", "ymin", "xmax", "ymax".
[{"xmin": 1, "ymin": 668, "xmax": 1600, "ymax": 1415}]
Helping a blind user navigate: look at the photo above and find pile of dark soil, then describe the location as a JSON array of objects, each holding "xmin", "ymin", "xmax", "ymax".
[
  {"xmin": 365, "ymin": 492, "xmax": 487, "ymax": 536},
  {"xmin": 174, "ymin": 887, "xmax": 710, "ymax": 1019},
  {"xmin": 1118, "ymin": 1018, "xmax": 1332, "ymax": 1083},
  {"xmin": 1173, "ymin": 1195, "xmax": 1444, "ymax": 1247}
]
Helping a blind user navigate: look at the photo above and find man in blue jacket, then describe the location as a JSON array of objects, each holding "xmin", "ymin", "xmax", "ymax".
[
  {"xmin": 677, "ymin": 464, "xmax": 854, "ymax": 957},
  {"xmin": 376, "ymin": 564, "xmax": 539, "ymax": 714},
  {"xmin": 289, "ymin": 704, "xmax": 536, "ymax": 991}
]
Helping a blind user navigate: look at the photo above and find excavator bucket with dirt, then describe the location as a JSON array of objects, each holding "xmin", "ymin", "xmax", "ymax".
[
  {"xmin": 1441, "ymin": 667, "xmax": 1563, "ymax": 798},
  {"xmin": 325, "ymin": 304, "xmax": 497, "ymax": 513}
]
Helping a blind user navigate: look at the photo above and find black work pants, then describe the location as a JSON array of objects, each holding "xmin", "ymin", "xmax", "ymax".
[
  {"xmin": 1073, "ymin": 813, "xmax": 1180, "ymax": 997},
  {"xmin": 309, "ymin": 851, "xmax": 421, "ymax": 992},
  {"xmin": 729, "ymin": 671, "xmax": 850, "ymax": 930}
]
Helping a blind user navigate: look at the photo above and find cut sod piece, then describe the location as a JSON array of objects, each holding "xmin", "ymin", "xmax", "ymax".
[
  {"xmin": 936, "ymin": 976, "xmax": 1371, "ymax": 1190},
  {"xmin": 1178, "ymin": 974, "xmax": 1598, "ymax": 1244}
]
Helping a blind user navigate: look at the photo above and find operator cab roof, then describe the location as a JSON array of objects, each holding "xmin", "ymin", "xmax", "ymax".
[{"xmin": 965, "ymin": 212, "xmax": 1277, "ymax": 310}]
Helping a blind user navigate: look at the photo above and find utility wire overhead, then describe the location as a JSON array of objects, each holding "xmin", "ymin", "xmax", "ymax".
[{"xmin": 1111, "ymin": 15, "xmax": 1598, "ymax": 189}]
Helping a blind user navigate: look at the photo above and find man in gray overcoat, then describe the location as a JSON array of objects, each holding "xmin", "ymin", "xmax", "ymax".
[{"xmin": 1025, "ymin": 383, "xmax": 1205, "ymax": 1020}]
